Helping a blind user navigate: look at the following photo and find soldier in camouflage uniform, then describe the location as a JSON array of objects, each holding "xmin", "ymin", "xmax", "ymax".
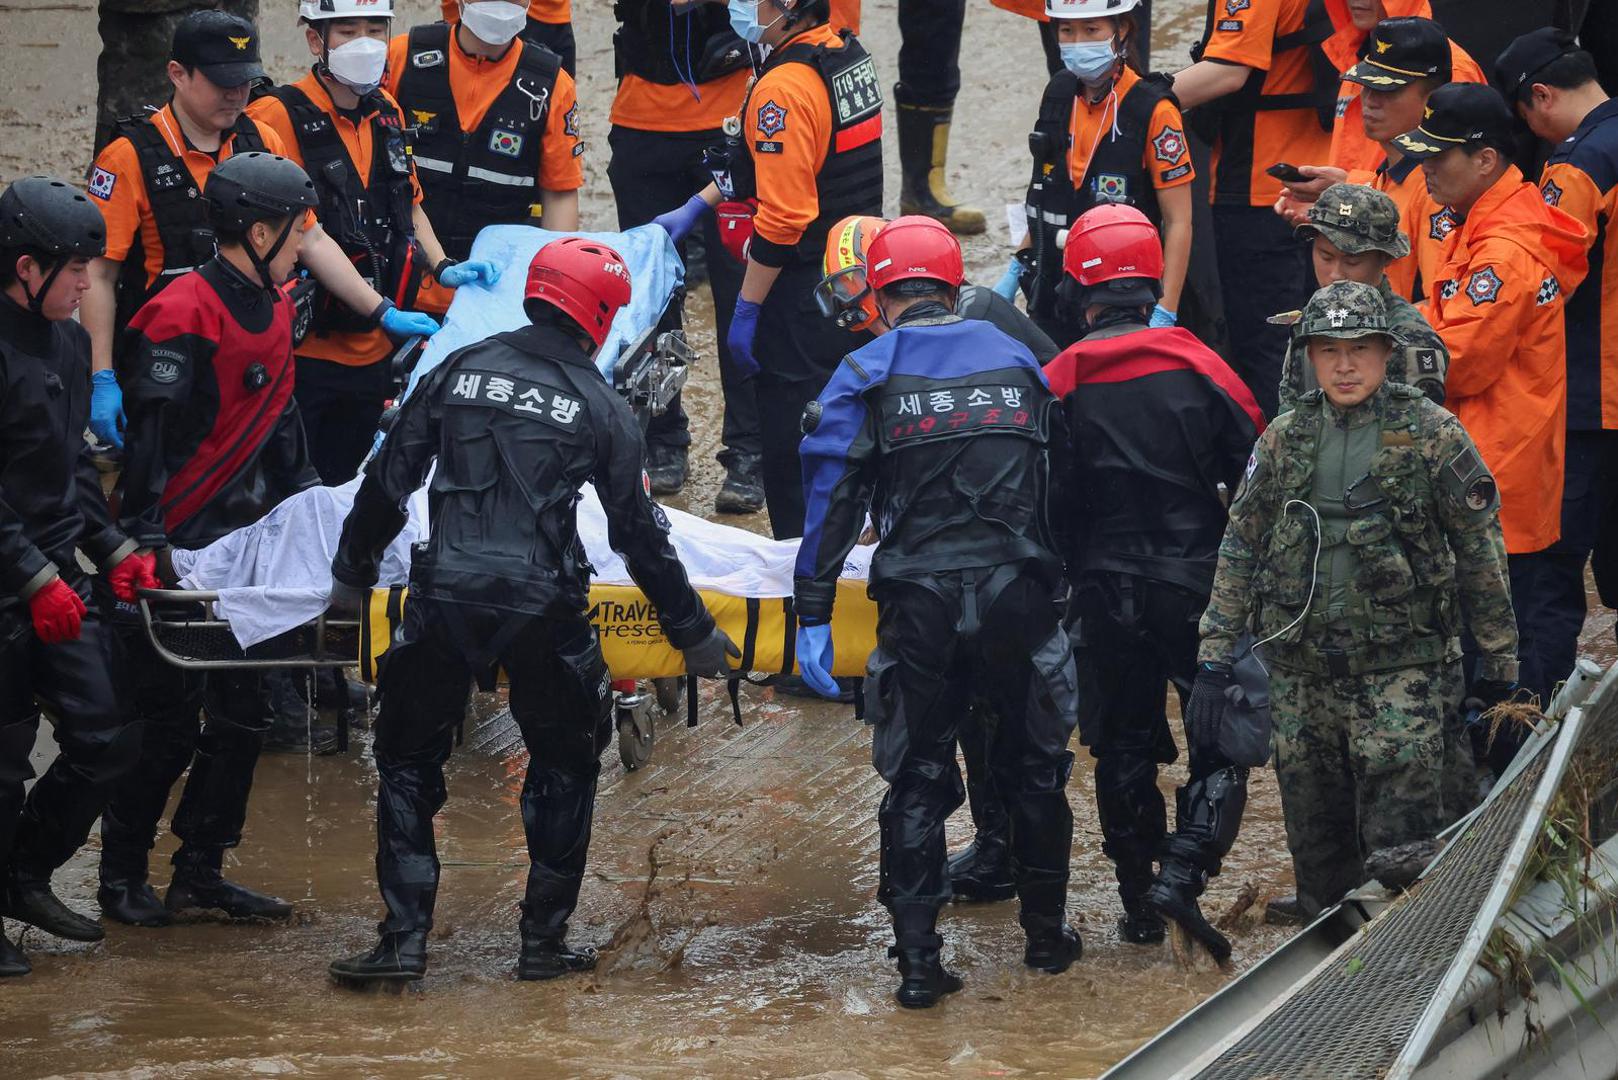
[
  {"xmin": 1275, "ymin": 184, "xmax": 1450, "ymax": 414},
  {"xmin": 1187, "ymin": 280, "xmax": 1519, "ymax": 918}
]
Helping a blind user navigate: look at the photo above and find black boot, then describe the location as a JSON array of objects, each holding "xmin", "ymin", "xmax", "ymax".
[
  {"xmin": 714, "ymin": 453, "xmax": 765, "ymax": 515},
  {"xmin": 98, "ymin": 877, "xmax": 172, "ymax": 927},
  {"xmin": 263, "ymin": 671, "xmax": 340, "ymax": 756},
  {"xmin": 517, "ymin": 934, "xmax": 598, "ymax": 981},
  {"xmin": 4, "ymin": 872, "xmax": 104, "ymax": 942},
  {"xmin": 329, "ymin": 930, "xmax": 427, "ymax": 985},
  {"xmin": 645, "ymin": 443, "xmax": 688, "ymax": 496},
  {"xmin": 946, "ymin": 838, "xmax": 1015, "ymax": 902},
  {"xmin": 166, "ymin": 849, "xmax": 292, "ymax": 920},
  {"xmin": 1264, "ymin": 894, "xmax": 1305, "ymax": 926},
  {"xmin": 1147, "ymin": 860, "xmax": 1230, "ymax": 965},
  {"xmin": 315, "ymin": 668, "xmax": 371, "ymax": 712},
  {"xmin": 890, "ymin": 935, "xmax": 963, "ymax": 1009},
  {"xmin": 895, "ymin": 97, "xmax": 986, "ymax": 235},
  {"xmin": 1118, "ymin": 897, "xmax": 1166, "ymax": 945},
  {"xmin": 0, "ymin": 926, "xmax": 28, "ymax": 976},
  {"xmin": 1022, "ymin": 915, "xmax": 1083, "ymax": 974}
]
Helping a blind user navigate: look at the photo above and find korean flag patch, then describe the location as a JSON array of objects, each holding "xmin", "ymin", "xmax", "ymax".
[
  {"xmin": 1094, "ymin": 174, "xmax": 1129, "ymax": 202},
  {"xmin": 88, "ymin": 167, "xmax": 116, "ymax": 201},
  {"xmin": 489, "ymin": 129, "xmax": 523, "ymax": 158}
]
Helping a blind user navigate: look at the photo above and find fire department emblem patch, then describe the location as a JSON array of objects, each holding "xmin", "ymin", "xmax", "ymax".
[
  {"xmin": 1465, "ymin": 266, "xmax": 1503, "ymax": 306},
  {"xmin": 757, "ymin": 100, "xmax": 788, "ymax": 138},
  {"xmin": 489, "ymin": 129, "xmax": 523, "ymax": 158},
  {"xmin": 1226, "ymin": 0, "xmax": 1250, "ymax": 13},
  {"xmin": 1428, "ymin": 207, "xmax": 1456, "ymax": 242},
  {"xmin": 1541, "ymin": 179, "xmax": 1564, "ymax": 207},
  {"xmin": 1152, "ymin": 125, "xmax": 1187, "ymax": 165},
  {"xmin": 564, "ymin": 103, "xmax": 580, "ymax": 139}
]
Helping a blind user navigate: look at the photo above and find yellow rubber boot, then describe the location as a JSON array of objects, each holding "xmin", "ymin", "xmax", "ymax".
[{"xmin": 896, "ymin": 101, "xmax": 986, "ymax": 236}]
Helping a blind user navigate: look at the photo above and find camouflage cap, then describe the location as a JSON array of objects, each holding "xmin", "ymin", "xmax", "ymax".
[
  {"xmin": 1298, "ymin": 281, "xmax": 1391, "ymax": 340},
  {"xmin": 1296, "ymin": 183, "xmax": 1411, "ymax": 259}
]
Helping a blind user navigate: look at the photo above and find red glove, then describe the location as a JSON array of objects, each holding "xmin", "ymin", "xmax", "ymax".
[
  {"xmin": 28, "ymin": 577, "xmax": 86, "ymax": 644},
  {"xmin": 715, "ymin": 200, "xmax": 756, "ymax": 265},
  {"xmin": 106, "ymin": 550, "xmax": 160, "ymax": 603}
]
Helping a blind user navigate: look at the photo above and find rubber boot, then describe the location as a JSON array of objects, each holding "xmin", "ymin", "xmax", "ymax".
[
  {"xmin": 329, "ymin": 930, "xmax": 427, "ymax": 985},
  {"xmin": 165, "ymin": 847, "xmax": 292, "ymax": 920},
  {"xmin": 263, "ymin": 670, "xmax": 340, "ymax": 756},
  {"xmin": 1018, "ymin": 882, "xmax": 1082, "ymax": 973},
  {"xmin": 3, "ymin": 869, "xmax": 104, "ymax": 942},
  {"xmin": 1146, "ymin": 859, "xmax": 1231, "ymax": 964},
  {"xmin": 946, "ymin": 838, "xmax": 1015, "ymax": 902},
  {"xmin": 516, "ymin": 905, "xmax": 598, "ymax": 981},
  {"xmin": 1118, "ymin": 896, "xmax": 1166, "ymax": 945},
  {"xmin": 896, "ymin": 99, "xmax": 986, "ymax": 236},
  {"xmin": 98, "ymin": 840, "xmax": 172, "ymax": 927},
  {"xmin": 1264, "ymin": 894, "xmax": 1305, "ymax": 926},
  {"xmin": 645, "ymin": 443, "xmax": 688, "ymax": 496},
  {"xmin": 889, "ymin": 905, "xmax": 962, "ymax": 1009},
  {"xmin": 951, "ymin": 705, "xmax": 1014, "ymax": 901},
  {"xmin": 714, "ymin": 452, "xmax": 766, "ymax": 515},
  {"xmin": 0, "ymin": 926, "xmax": 28, "ymax": 976}
]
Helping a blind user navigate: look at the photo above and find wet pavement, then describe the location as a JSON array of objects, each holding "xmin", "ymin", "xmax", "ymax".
[{"xmin": 2, "ymin": 0, "xmax": 1612, "ymax": 1077}]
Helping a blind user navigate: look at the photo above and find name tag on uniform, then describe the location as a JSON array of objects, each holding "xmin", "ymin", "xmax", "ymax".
[
  {"xmin": 831, "ymin": 56, "xmax": 883, "ymax": 126},
  {"xmin": 446, "ymin": 370, "xmax": 584, "ymax": 431},
  {"xmin": 881, "ymin": 385, "xmax": 1037, "ymax": 445}
]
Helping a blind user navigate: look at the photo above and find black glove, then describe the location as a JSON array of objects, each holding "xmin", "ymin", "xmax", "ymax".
[
  {"xmin": 1185, "ymin": 661, "xmax": 1233, "ymax": 753},
  {"xmin": 682, "ymin": 625, "xmax": 741, "ymax": 678}
]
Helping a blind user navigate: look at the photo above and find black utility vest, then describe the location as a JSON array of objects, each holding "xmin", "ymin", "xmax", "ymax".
[
  {"xmin": 266, "ymin": 82, "xmax": 418, "ymax": 334},
  {"xmin": 1191, "ymin": 0, "xmax": 1336, "ymax": 130},
  {"xmin": 110, "ymin": 111, "xmax": 266, "ymax": 333},
  {"xmin": 612, "ymin": 1, "xmax": 749, "ymax": 85},
  {"xmin": 395, "ymin": 24, "xmax": 560, "ymax": 261},
  {"xmin": 1024, "ymin": 71, "xmax": 1173, "ymax": 320}
]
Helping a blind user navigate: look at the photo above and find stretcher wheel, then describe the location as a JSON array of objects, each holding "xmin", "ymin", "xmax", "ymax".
[
  {"xmin": 616, "ymin": 695, "xmax": 655, "ymax": 771},
  {"xmin": 653, "ymin": 676, "xmax": 684, "ymax": 714}
]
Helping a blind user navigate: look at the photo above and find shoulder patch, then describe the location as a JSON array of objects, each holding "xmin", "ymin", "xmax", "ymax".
[
  {"xmin": 1410, "ymin": 347, "xmax": 1441, "ymax": 375},
  {"xmin": 563, "ymin": 102, "xmax": 579, "ymax": 139},
  {"xmin": 1428, "ymin": 207, "xmax": 1457, "ymax": 242},
  {"xmin": 88, "ymin": 167, "xmax": 116, "ymax": 201},
  {"xmin": 1465, "ymin": 266, "xmax": 1503, "ymax": 306},
  {"xmin": 756, "ymin": 100, "xmax": 788, "ymax": 138},
  {"xmin": 1444, "ymin": 443, "xmax": 1499, "ymax": 514},
  {"xmin": 1536, "ymin": 275, "xmax": 1560, "ymax": 306},
  {"xmin": 1225, "ymin": 0, "xmax": 1250, "ymax": 12},
  {"xmin": 1152, "ymin": 125, "xmax": 1187, "ymax": 165},
  {"xmin": 1541, "ymin": 179, "xmax": 1563, "ymax": 207}
]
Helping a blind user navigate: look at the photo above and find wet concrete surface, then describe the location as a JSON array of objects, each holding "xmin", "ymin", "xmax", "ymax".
[{"xmin": 0, "ymin": 0, "xmax": 1608, "ymax": 1077}]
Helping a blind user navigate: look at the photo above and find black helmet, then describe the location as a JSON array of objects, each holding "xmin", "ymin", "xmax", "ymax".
[
  {"xmin": 0, "ymin": 176, "xmax": 106, "ymax": 259},
  {"xmin": 204, "ymin": 152, "xmax": 318, "ymax": 232}
]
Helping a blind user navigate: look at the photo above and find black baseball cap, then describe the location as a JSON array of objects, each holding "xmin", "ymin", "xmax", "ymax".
[
  {"xmin": 1494, "ymin": 27, "xmax": 1581, "ymax": 102},
  {"xmin": 171, "ymin": 10, "xmax": 265, "ymax": 88},
  {"xmin": 1392, "ymin": 82, "xmax": 1515, "ymax": 159},
  {"xmin": 1343, "ymin": 17, "xmax": 1453, "ymax": 90}
]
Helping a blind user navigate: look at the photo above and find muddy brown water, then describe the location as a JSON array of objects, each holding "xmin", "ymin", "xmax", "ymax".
[{"xmin": 1, "ymin": 1, "xmax": 1608, "ymax": 1076}]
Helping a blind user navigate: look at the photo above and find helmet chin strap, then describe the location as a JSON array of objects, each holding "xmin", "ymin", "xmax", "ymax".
[
  {"xmin": 22, "ymin": 258, "xmax": 67, "ymax": 316},
  {"xmin": 246, "ymin": 217, "xmax": 297, "ymax": 296}
]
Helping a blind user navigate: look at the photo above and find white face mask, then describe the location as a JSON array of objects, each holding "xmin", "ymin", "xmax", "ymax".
[
  {"xmin": 461, "ymin": 0, "xmax": 528, "ymax": 47},
  {"xmin": 326, "ymin": 35, "xmax": 388, "ymax": 94}
]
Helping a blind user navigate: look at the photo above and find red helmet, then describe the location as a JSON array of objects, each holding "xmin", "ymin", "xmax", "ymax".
[
  {"xmin": 1062, "ymin": 204, "xmax": 1164, "ymax": 287},
  {"xmin": 866, "ymin": 215, "xmax": 965, "ymax": 292},
  {"xmin": 524, "ymin": 237, "xmax": 633, "ymax": 347}
]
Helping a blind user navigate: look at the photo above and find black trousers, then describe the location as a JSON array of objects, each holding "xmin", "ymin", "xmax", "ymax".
[
  {"xmin": 0, "ymin": 603, "xmax": 139, "ymax": 879},
  {"xmin": 867, "ymin": 569, "xmax": 1078, "ymax": 928},
  {"xmin": 522, "ymin": 17, "xmax": 576, "ymax": 77},
  {"xmin": 1212, "ymin": 204, "xmax": 1312, "ymax": 420},
  {"xmin": 293, "ymin": 356, "xmax": 390, "ymax": 485},
  {"xmin": 894, "ymin": 0, "xmax": 966, "ymax": 108},
  {"xmin": 98, "ymin": 597, "xmax": 273, "ymax": 878},
  {"xmin": 1070, "ymin": 572, "xmax": 1236, "ymax": 903},
  {"xmin": 370, "ymin": 602, "xmax": 612, "ymax": 937},
  {"xmin": 607, "ymin": 125, "xmax": 761, "ymax": 465},
  {"xmin": 1532, "ymin": 429, "xmax": 1618, "ymax": 695}
]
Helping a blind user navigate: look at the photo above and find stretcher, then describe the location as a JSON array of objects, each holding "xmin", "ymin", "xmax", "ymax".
[{"xmin": 136, "ymin": 226, "xmax": 877, "ymax": 768}]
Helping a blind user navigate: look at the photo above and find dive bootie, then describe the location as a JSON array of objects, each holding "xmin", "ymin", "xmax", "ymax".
[
  {"xmin": 166, "ymin": 851, "xmax": 292, "ymax": 920},
  {"xmin": 896, "ymin": 97, "xmax": 986, "ymax": 235},
  {"xmin": 1147, "ymin": 863, "xmax": 1231, "ymax": 964},
  {"xmin": 946, "ymin": 837, "xmax": 1016, "ymax": 902},
  {"xmin": 97, "ymin": 876, "xmax": 172, "ymax": 927},
  {"xmin": 1022, "ymin": 918, "xmax": 1083, "ymax": 974},
  {"xmin": 0, "ymin": 927, "xmax": 29, "ymax": 976},
  {"xmin": 329, "ymin": 930, "xmax": 427, "ymax": 985},
  {"xmin": 517, "ymin": 935, "xmax": 599, "ymax": 981},
  {"xmin": 3, "ymin": 873, "xmax": 104, "ymax": 942}
]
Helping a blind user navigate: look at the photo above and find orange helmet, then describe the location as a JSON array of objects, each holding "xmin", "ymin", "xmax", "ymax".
[
  {"xmin": 814, "ymin": 214, "xmax": 887, "ymax": 331},
  {"xmin": 524, "ymin": 237, "xmax": 633, "ymax": 347}
]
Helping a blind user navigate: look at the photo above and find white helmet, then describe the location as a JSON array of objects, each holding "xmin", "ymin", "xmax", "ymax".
[
  {"xmin": 1045, "ymin": 0, "xmax": 1142, "ymax": 18},
  {"xmin": 299, "ymin": 0, "xmax": 395, "ymax": 22}
]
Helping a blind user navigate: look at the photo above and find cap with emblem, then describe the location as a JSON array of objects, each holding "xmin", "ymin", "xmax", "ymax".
[
  {"xmin": 1392, "ymin": 82, "xmax": 1515, "ymax": 159},
  {"xmin": 1296, "ymin": 182, "xmax": 1411, "ymax": 259},
  {"xmin": 1342, "ymin": 17, "xmax": 1452, "ymax": 90},
  {"xmin": 1494, "ymin": 26, "xmax": 1582, "ymax": 102},
  {"xmin": 171, "ymin": 10, "xmax": 265, "ymax": 89},
  {"xmin": 1298, "ymin": 280, "xmax": 1391, "ymax": 340}
]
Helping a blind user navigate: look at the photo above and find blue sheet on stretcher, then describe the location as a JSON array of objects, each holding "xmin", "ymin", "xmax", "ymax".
[{"xmin": 401, "ymin": 223, "xmax": 686, "ymax": 402}]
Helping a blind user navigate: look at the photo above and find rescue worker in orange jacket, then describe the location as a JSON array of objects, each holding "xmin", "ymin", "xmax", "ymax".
[
  {"xmin": 653, "ymin": 0, "xmax": 884, "ymax": 540},
  {"xmin": 437, "ymin": 0, "xmax": 576, "ymax": 75},
  {"xmin": 1395, "ymin": 82, "xmax": 1589, "ymax": 729},
  {"xmin": 1495, "ymin": 30, "xmax": 1618, "ymax": 712}
]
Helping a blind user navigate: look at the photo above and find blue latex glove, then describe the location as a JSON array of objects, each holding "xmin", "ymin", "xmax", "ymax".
[
  {"xmin": 992, "ymin": 255, "xmax": 1023, "ymax": 302},
  {"xmin": 1150, "ymin": 304, "xmax": 1178, "ymax": 328},
  {"xmin": 90, "ymin": 369, "xmax": 124, "ymax": 450},
  {"xmin": 438, "ymin": 259, "xmax": 500, "ymax": 288},
  {"xmin": 727, "ymin": 297, "xmax": 762, "ymax": 379},
  {"xmin": 379, "ymin": 304, "xmax": 441, "ymax": 340},
  {"xmin": 652, "ymin": 194, "xmax": 712, "ymax": 244},
  {"xmin": 796, "ymin": 623, "xmax": 840, "ymax": 699}
]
